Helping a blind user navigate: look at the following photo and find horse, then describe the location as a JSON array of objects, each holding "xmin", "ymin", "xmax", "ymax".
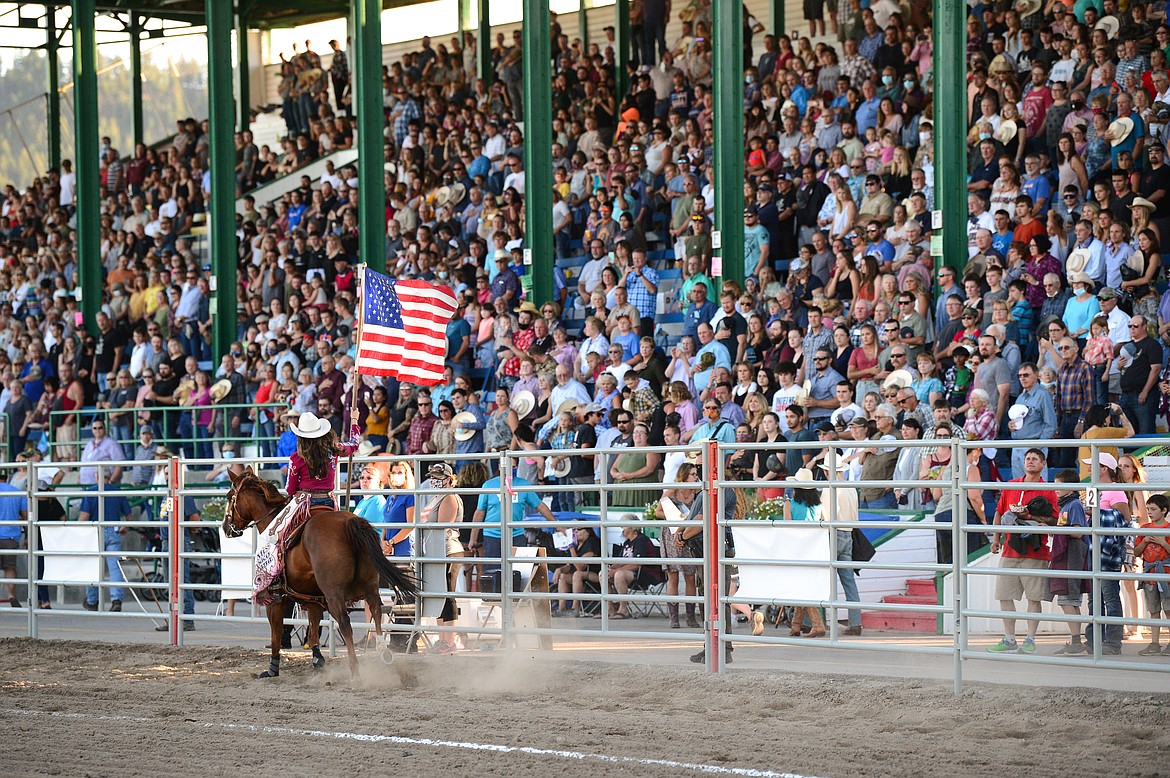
[{"xmin": 221, "ymin": 466, "xmax": 417, "ymax": 681}]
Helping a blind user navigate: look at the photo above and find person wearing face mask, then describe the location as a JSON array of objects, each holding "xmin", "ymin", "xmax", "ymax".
[
  {"xmin": 416, "ymin": 462, "xmax": 464, "ymax": 653},
  {"xmin": 381, "ymin": 460, "xmax": 416, "ymax": 558},
  {"xmin": 1062, "ymin": 271, "xmax": 1102, "ymax": 343}
]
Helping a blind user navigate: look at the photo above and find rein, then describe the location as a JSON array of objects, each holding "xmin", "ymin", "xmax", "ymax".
[{"xmin": 224, "ymin": 480, "xmax": 288, "ymax": 537}]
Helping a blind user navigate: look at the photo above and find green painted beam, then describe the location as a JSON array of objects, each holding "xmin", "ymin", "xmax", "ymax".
[
  {"xmin": 352, "ymin": 0, "xmax": 386, "ymax": 273},
  {"xmin": 207, "ymin": 0, "xmax": 238, "ymax": 361},
  {"xmin": 237, "ymin": 13, "xmax": 250, "ymax": 134},
  {"xmin": 477, "ymin": 0, "xmax": 490, "ymax": 86},
  {"xmin": 578, "ymin": 0, "xmax": 588, "ymax": 49},
  {"xmin": 614, "ymin": 0, "xmax": 629, "ymax": 98},
  {"xmin": 72, "ymin": 0, "xmax": 101, "ymax": 332},
  {"xmin": 933, "ymin": 0, "xmax": 965, "ymax": 277},
  {"xmin": 522, "ymin": 0, "xmax": 553, "ymax": 306},
  {"xmin": 712, "ymin": 0, "xmax": 744, "ymax": 287},
  {"xmin": 129, "ymin": 11, "xmax": 143, "ymax": 148},
  {"xmin": 46, "ymin": 9, "xmax": 61, "ymax": 170},
  {"xmin": 771, "ymin": 0, "xmax": 784, "ymax": 36}
]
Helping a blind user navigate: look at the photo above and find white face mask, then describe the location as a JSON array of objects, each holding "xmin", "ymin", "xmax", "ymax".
[{"xmin": 389, "ymin": 473, "xmax": 406, "ymax": 488}]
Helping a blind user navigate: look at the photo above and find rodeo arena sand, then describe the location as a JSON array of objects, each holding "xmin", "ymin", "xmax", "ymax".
[{"xmin": 0, "ymin": 637, "xmax": 1168, "ymax": 777}]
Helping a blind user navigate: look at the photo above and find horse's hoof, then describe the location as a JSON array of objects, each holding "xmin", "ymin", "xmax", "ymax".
[
  {"xmin": 312, "ymin": 656, "xmax": 326, "ymax": 671},
  {"xmin": 380, "ymin": 647, "xmax": 395, "ymax": 666},
  {"xmin": 258, "ymin": 669, "xmax": 279, "ymax": 679}
]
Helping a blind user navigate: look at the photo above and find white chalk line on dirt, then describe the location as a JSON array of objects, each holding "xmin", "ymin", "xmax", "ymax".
[{"xmin": 2, "ymin": 707, "xmax": 821, "ymax": 778}]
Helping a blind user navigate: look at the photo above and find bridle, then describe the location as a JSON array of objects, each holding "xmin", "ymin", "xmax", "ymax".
[{"xmin": 222, "ymin": 478, "xmax": 286, "ymax": 538}]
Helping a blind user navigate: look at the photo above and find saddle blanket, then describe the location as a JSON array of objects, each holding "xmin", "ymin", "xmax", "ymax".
[{"xmin": 253, "ymin": 496, "xmax": 311, "ymax": 605}]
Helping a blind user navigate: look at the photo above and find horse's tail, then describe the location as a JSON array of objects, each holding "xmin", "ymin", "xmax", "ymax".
[{"xmin": 346, "ymin": 516, "xmax": 418, "ymax": 600}]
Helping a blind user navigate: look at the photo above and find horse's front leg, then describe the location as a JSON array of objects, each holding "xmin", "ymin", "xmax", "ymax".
[
  {"xmin": 305, "ymin": 601, "xmax": 326, "ymax": 671},
  {"xmin": 260, "ymin": 600, "xmax": 284, "ymax": 678}
]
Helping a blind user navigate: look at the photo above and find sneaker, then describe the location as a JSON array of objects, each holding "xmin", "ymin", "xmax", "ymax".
[
  {"xmin": 751, "ymin": 611, "xmax": 765, "ymax": 636},
  {"xmin": 987, "ymin": 638, "xmax": 1019, "ymax": 653},
  {"xmin": 109, "ymin": 600, "xmax": 122, "ymax": 612},
  {"xmin": 1018, "ymin": 638, "xmax": 1037, "ymax": 655},
  {"xmin": 8, "ymin": 596, "xmax": 20, "ymax": 608},
  {"xmin": 842, "ymin": 625, "xmax": 863, "ymax": 636},
  {"xmin": 1101, "ymin": 644, "xmax": 1122, "ymax": 655},
  {"xmin": 425, "ymin": 642, "xmax": 455, "ymax": 655},
  {"xmin": 1139, "ymin": 642, "xmax": 1163, "ymax": 656},
  {"xmin": 1055, "ymin": 641, "xmax": 1086, "ymax": 655},
  {"xmin": 689, "ymin": 648, "xmax": 733, "ymax": 664},
  {"xmin": 183, "ymin": 622, "xmax": 195, "ymax": 632},
  {"xmin": 1163, "ymin": 644, "xmax": 1170, "ymax": 656},
  {"xmin": 82, "ymin": 601, "xmax": 98, "ymax": 611}
]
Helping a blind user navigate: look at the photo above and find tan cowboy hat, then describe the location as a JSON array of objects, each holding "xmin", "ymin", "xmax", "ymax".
[
  {"xmin": 447, "ymin": 182, "xmax": 466, "ymax": 204},
  {"xmin": 786, "ymin": 467, "xmax": 815, "ymax": 483},
  {"xmin": 550, "ymin": 456, "xmax": 572, "ymax": 479},
  {"xmin": 518, "ymin": 301, "xmax": 540, "ymax": 316},
  {"xmin": 1066, "ymin": 247, "xmax": 1091, "ymax": 276},
  {"xmin": 452, "ymin": 411, "xmax": 478, "ymax": 441},
  {"xmin": 210, "ymin": 378, "xmax": 233, "ymax": 403},
  {"xmin": 1128, "ymin": 250, "xmax": 1146, "ymax": 274},
  {"xmin": 1109, "ymin": 117, "xmax": 1135, "ymax": 146},
  {"xmin": 1132, "ymin": 197, "xmax": 1157, "ymax": 211},
  {"xmin": 433, "ymin": 185, "xmax": 454, "ymax": 208},
  {"xmin": 1095, "ymin": 15, "xmax": 1120, "ymax": 39},
  {"xmin": 883, "ymin": 369, "xmax": 914, "ymax": 390},
  {"xmin": 994, "ymin": 121, "xmax": 1017, "ymax": 145},
  {"xmin": 512, "ymin": 390, "xmax": 536, "ymax": 419},
  {"xmin": 555, "ymin": 399, "xmax": 580, "ymax": 418},
  {"xmin": 1068, "ymin": 270, "xmax": 1095, "ymax": 290},
  {"xmin": 1015, "ymin": 0, "xmax": 1042, "ymax": 17},
  {"xmin": 291, "ymin": 411, "xmax": 332, "ymax": 439},
  {"xmin": 357, "ymin": 439, "xmax": 377, "ymax": 457}
]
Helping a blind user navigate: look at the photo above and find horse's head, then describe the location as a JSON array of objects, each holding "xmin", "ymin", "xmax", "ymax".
[{"xmin": 223, "ymin": 466, "xmax": 285, "ymax": 538}]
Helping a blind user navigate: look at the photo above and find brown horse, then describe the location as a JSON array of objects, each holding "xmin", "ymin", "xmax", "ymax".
[{"xmin": 222, "ymin": 466, "xmax": 416, "ymax": 681}]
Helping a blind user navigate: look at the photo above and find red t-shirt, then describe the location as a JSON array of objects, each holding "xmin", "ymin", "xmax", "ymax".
[{"xmin": 995, "ymin": 477, "xmax": 1058, "ymax": 561}]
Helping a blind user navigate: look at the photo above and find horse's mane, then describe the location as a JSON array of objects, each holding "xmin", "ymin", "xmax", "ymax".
[{"xmin": 240, "ymin": 472, "xmax": 288, "ymax": 506}]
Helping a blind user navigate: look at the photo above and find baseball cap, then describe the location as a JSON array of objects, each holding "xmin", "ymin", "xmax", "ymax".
[
  {"xmin": 583, "ymin": 402, "xmax": 605, "ymax": 414},
  {"xmin": 790, "ymin": 257, "xmax": 806, "ymax": 272},
  {"xmin": 815, "ymin": 421, "xmax": 836, "ymax": 433},
  {"xmin": 1098, "ymin": 286, "xmax": 1121, "ymax": 300}
]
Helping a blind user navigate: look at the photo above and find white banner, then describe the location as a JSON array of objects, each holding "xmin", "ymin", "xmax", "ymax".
[
  {"xmin": 218, "ymin": 529, "xmax": 255, "ymax": 598},
  {"xmin": 733, "ymin": 524, "xmax": 834, "ymax": 603},
  {"xmin": 40, "ymin": 524, "xmax": 101, "ymax": 584}
]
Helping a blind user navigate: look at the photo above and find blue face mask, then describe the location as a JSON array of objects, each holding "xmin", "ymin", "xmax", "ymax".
[
  {"xmin": 882, "ymin": 75, "xmax": 894, "ymax": 86},
  {"xmin": 979, "ymin": 132, "xmax": 991, "ymax": 140},
  {"xmin": 903, "ymin": 80, "xmax": 914, "ymax": 90}
]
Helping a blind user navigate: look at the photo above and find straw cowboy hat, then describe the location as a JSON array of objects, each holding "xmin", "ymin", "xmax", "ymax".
[
  {"xmin": 1132, "ymin": 197, "xmax": 1157, "ymax": 211},
  {"xmin": 555, "ymin": 399, "xmax": 580, "ymax": 418},
  {"xmin": 994, "ymin": 121, "xmax": 1017, "ymax": 145},
  {"xmin": 511, "ymin": 390, "xmax": 536, "ymax": 419},
  {"xmin": 1068, "ymin": 270, "xmax": 1095, "ymax": 290},
  {"xmin": 210, "ymin": 378, "xmax": 233, "ymax": 403},
  {"xmin": 1095, "ymin": 15, "xmax": 1120, "ymax": 39},
  {"xmin": 786, "ymin": 467, "xmax": 816, "ymax": 483},
  {"xmin": 883, "ymin": 369, "xmax": 915, "ymax": 390},
  {"xmin": 356, "ymin": 439, "xmax": 377, "ymax": 457},
  {"xmin": 452, "ymin": 411, "xmax": 478, "ymax": 441},
  {"xmin": 518, "ymin": 301, "xmax": 540, "ymax": 316},
  {"xmin": 1015, "ymin": 0, "xmax": 1042, "ymax": 18},
  {"xmin": 291, "ymin": 411, "xmax": 332, "ymax": 439},
  {"xmin": 1108, "ymin": 117, "xmax": 1135, "ymax": 146},
  {"xmin": 1065, "ymin": 247, "xmax": 1091, "ymax": 276}
]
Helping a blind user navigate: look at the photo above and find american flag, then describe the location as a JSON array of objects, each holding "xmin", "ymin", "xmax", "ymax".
[{"xmin": 356, "ymin": 269, "xmax": 458, "ymax": 386}]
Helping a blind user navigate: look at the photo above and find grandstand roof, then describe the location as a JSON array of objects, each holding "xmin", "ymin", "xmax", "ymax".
[{"xmin": 32, "ymin": 0, "xmax": 426, "ymax": 29}]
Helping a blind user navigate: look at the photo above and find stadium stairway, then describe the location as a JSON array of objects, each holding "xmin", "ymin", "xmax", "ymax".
[{"xmin": 860, "ymin": 577, "xmax": 940, "ymax": 634}]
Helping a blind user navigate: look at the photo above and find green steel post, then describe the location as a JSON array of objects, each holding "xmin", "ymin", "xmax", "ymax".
[
  {"xmin": 934, "ymin": 0, "xmax": 965, "ymax": 277},
  {"xmin": 207, "ymin": 1, "xmax": 237, "ymax": 361},
  {"xmin": 615, "ymin": 0, "xmax": 629, "ymax": 98},
  {"xmin": 129, "ymin": 12, "xmax": 143, "ymax": 148},
  {"xmin": 771, "ymin": 0, "xmax": 785, "ymax": 36},
  {"xmin": 712, "ymin": 0, "xmax": 744, "ymax": 287},
  {"xmin": 478, "ymin": 0, "xmax": 491, "ymax": 86},
  {"xmin": 523, "ymin": 0, "xmax": 554, "ymax": 306},
  {"xmin": 237, "ymin": 13, "xmax": 250, "ymax": 134},
  {"xmin": 72, "ymin": 0, "xmax": 101, "ymax": 332},
  {"xmin": 46, "ymin": 9, "xmax": 60, "ymax": 170},
  {"xmin": 352, "ymin": 0, "xmax": 386, "ymax": 274},
  {"xmin": 578, "ymin": 0, "xmax": 589, "ymax": 49},
  {"xmin": 457, "ymin": 0, "xmax": 466, "ymax": 33}
]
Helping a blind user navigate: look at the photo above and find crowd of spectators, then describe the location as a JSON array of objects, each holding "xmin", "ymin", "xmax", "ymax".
[{"xmin": 2, "ymin": 0, "xmax": 1170, "ymax": 644}]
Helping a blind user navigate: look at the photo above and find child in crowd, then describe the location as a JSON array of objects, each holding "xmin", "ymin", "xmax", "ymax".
[
  {"xmin": 1135, "ymin": 493, "xmax": 1170, "ymax": 656},
  {"xmin": 1007, "ymin": 280, "xmax": 1033, "ymax": 348},
  {"xmin": 1083, "ymin": 315, "xmax": 1114, "ymax": 407}
]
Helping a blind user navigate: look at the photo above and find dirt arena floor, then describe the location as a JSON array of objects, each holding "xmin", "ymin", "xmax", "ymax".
[{"xmin": 1, "ymin": 638, "xmax": 1168, "ymax": 778}]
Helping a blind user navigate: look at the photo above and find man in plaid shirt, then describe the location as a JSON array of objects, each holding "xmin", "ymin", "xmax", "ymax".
[
  {"xmin": 1085, "ymin": 468, "xmax": 1134, "ymax": 656},
  {"xmin": 622, "ymin": 249, "xmax": 659, "ymax": 336},
  {"xmin": 1054, "ymin": 336, "xmax": 1093, "ymax": 469}
]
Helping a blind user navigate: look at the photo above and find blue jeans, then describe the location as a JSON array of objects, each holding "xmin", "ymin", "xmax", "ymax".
[
  {"xmin": 1091, "ymin": 363, "xmax": 1109, "ymax": 407},
  {"xmin": 1085, "ymin": 577, "xmax": 1124, "ymax": 650},
  {"xmin": 1120, "ymin": 390, "xmax": 1158, "ymax": 436},
  {"xmin": 87, "ymin": 527, "xmax": 126, "ymax": 603},
  {"xmin": 860, "ymin": 492, "xmax": 897, "ymax": 510},
  {"xmin": 835, "ymin": 530, "xmax": 861, "ymax": 627},
  {"xmin": 481, "ymin": 532, "xmax": 528, "ymax": 573}
]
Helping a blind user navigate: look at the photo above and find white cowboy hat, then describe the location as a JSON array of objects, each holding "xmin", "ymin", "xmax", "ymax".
[
  {"xmin": 1008, "ymin": 404, "xmax": 1030, "ymax": 422},
  {"xmin": 1132, "ymin": 197, "xmax": 1157, "ymax": 211},
  {"xmin": 292, "ymin": 411, "xmax": 331, "ymax": 439},
  {"xmin": 1128, "ymin": 250, "xmax": 1146, "ymax": 274},
  {"xmin": 555, "ymin": 399, "xmax": 580, "ymax": 418},
  {"xmin": 512, "ymin": 390, "xmax": 536, "ymax": 419},
  {"xmin": 1082, "ymin": 452, "xmax": 1119, "ymax": 470},
  {"xmin": 357, "ymin": 439, "xmax": 377, "ymax": 457},
  {"xmin": 433, "ymin": 185, "xmax": 454, "ymax": 208},
  {"xmin": 786, "ymin": 467, "xmax": 816, "ymax": 483},
  {"xmin": 210, "ymin": 379, "xmax": 233, "ymax": 403},
  {"xmin": 1065, "ymin": 248, "xmax": 1091, "ymax": 276},
  {"xmin": 1095, "ymin": 15, "xmax": 1120, "ymax": 39},
  {"xmin": 994, "ymin": 121, "xmax": 1017, "ymax": 145},
  {"xmin": 447, "ymin": 182, "xmax": 466, "ymax": 204},
  {"xmin": 452, "ymin": 411, "xmax": 478, "ymax": 441},
  {"xmin": 550, "ymin": 456, "xmax": 572, "ymax": 478},
  {"xmin": 883, "ymin": 369, "xmax": 914, "ymax": 390},
  {"xmin": 1109, "ymin": 117, "xmax": 1135, "ymax": 146},
  {"xmin": 1068, "ymin": 270, "xmax": 1095, "ymax": 289},
  {"xmin": 1015, "ymin": 0, "xmax": 1042, "ymax": 17}
]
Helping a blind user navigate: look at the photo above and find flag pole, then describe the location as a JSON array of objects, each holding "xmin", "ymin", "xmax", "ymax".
[{"xmin": 345, "ymin": 263, "xmax": 367, "ymax": 507}]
